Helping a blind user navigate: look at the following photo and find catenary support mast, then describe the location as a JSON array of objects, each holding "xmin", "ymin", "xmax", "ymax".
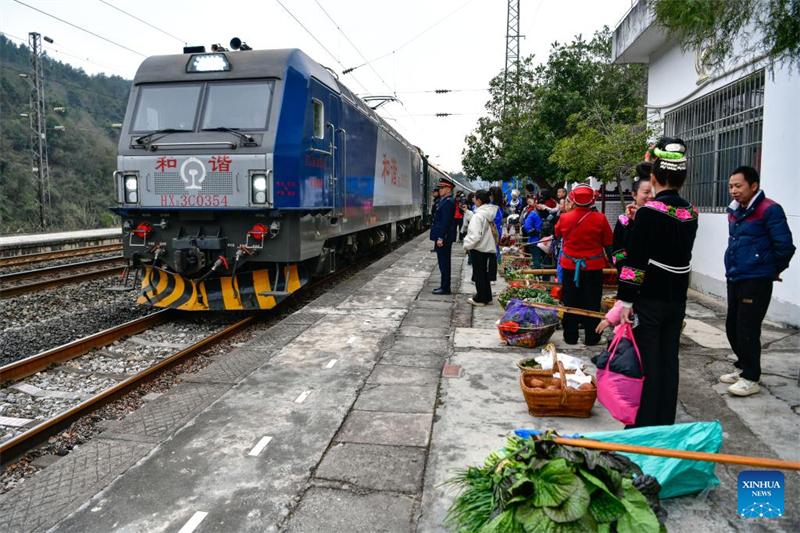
[{"xmin": 28, "ymin": 32, "xmax": 52, "ymax": 231}]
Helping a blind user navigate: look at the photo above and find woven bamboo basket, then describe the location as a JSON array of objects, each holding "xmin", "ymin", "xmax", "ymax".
[
  {"xmin": 515, "ymin": 356, "xmax": 542, "ymax": 372},
  {"xmin": 601, "ymin": 296, "xmax": 617, "ymax": 313},
  {"xmin": 518, "ymin": 346, "xmax": 597, "ymax": 418}
]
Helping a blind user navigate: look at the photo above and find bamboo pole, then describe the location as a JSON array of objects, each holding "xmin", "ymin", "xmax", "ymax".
[
  {"xmin": 520, "ymin": 268, "xmax": 618, "ymax": 276},
  {"xmin": 509, "ymin": 280, "xmax": 617, "ymax": 290},
  {"xmin": 550, "ymin": 436, "xmax": 800, "ymax": 471},
  {"xmin": 523, "ymin": 301, "xmax": 607, "ymax": 319}
]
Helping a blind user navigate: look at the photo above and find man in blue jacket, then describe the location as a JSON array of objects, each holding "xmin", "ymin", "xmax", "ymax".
[
  {"xmin": 721, "ymin": 166, "xmax": 795, "ymax": 396},
  {"xmin": 430, "ymin": 176, "xmax": 457, "ymax": 294}
]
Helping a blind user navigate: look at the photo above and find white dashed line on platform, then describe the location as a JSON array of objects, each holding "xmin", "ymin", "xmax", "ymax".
[
  {"xmin": 295, "ymin": 390, "xmax": 312, "ymax": 404},
  {"xmin": 325, "ymin": 359, "xmax": 338, "ymax": 369},
  {"xmin": 177, "ymin": 511, "xmax": 208, "ymax": 533},
  {"xmin": 248, "ymin": 436, "xmax": 273, "ymax": 457},
  {"xmin": 346, "ymin": 337, "xmax": 356, "ymax": 344}
]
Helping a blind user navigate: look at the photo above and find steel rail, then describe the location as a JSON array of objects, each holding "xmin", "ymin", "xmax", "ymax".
[
  {"xmin": 1, "ymin": 256, "xmax": 125, "ymax": 283},
  {"xmin": 0, "ymin": 266, "xmax": 125, "ymax": 298},
  {"xmin": 0, "ymin": 243, "xmax": 123, "ymax": 267},
  {"xmin": 0, "ymin": 310, "xmax": 172, "ymax": 384},
  {"xmin": 0, "ymin": 314, "xmax": 255, "ymax": 464}
]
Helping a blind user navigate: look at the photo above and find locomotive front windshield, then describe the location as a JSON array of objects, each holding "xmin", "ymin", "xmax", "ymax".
[{"xmin": 131, "ymin": 80, "xmax": 275, "ymax": 133}]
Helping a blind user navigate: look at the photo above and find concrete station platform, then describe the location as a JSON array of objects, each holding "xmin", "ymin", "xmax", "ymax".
[
  {"xmin": 0, "ymin": 228, "xmax": 121, "ymax": 257},
  {"xmin": 1, "ymin": 235, "xmax": 798, "ymax": 532}
]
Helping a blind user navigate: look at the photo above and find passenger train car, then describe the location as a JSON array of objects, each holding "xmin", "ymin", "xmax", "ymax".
[{"xmin": 112, "ymin": 45, "xmax": 471, "ymax": 311}]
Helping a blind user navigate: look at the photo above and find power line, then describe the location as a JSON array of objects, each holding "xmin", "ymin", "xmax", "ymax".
[
  {"xmin": 342, "ymin": 0, "xmax": 474, "ymax": 75},
  {"xmin": 314, "ymin": 0, "xmax": 393, "ymax": 95},
  {"xmin": 98, "ymin": 0, "xmax": 187, "ymax": 45},
  {"xmin": 394, "ymin": 88, "xmax": 490, "ymax": 94},
  {"xmin": 13, "ymin": 0, "xmax": 147, "ymax": 57},
  {"xmin": 313, "ymin": 0, "xmax": 421, "ymax": 130},
  {"xmin": 0, "ymin": 64, "xmax": 129, "ymax": 103},
  {"xmin": 2, "ymin": 31, "xmax": 129, "ymax": 75},
  {"xmin": 274, "ymin": 0, "xmax": 407, "ymax": 132}
]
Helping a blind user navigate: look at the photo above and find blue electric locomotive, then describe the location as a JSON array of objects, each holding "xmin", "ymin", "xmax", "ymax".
[{"xmin": 111, "ymin": 44, "xmax": 468, "ymax": 311}]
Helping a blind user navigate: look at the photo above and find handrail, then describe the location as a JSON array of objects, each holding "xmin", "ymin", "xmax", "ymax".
[
  {"xmin": 337, "ymin": 127, "xmax": 347, "ymax": 221},
  {"xmin": 326, "ymin": 122, "xmax": 336, "ymax": 214},
  {"xmin": 149, "ymin": 141, "xmax": 236, "ymax": 150}
]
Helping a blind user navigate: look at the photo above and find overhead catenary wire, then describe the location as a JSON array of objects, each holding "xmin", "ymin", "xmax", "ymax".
[
  {"xmin": 0, "ymin": 64, "xmax": 129, "ymax": 103},
  {"xmin": 312, "ymin": 0, "xmax": 421, "ymax": 130},
  {"xmin": 341, "ymin": 0, "xmax": 474, "ymax": 75},
  {"xmin": 1, "ymin": 31, "xmax": 129, "ymax": 74},
  {"xmin": 274, "ymin": 0, "xmax": 409, "ymax": 134},
  {"xmin": 98, "ymin": 0, "xmax": 187, "ymax": 45},
  {"xmin": 12, "ymin": 0, "xmax": 147, "ymax": 57}
]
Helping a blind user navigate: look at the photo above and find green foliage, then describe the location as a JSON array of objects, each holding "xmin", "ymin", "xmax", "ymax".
[
  {"xmin": 444, "ymin": 436, "xmax": 666, "ymax": 533},
  {"xmin": 650, "ymin": 0, "xmax": 800, "ymax": 73},
  {"xmin": 462, "ymin": 28, "xmax": 647, "ymax": 188},
  {"xmin": 0, "ymin": 35, "xmax": 129, "ymax": 233}
]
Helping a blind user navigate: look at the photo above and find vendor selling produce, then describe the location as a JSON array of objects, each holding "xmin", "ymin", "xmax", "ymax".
[
  {"xmin": 554, "ymin": 184, "xmax": 613, "ymax": 346},
  {"xmin": 616, "ymin": 137, "xmax": 698, "ymax": 429}
]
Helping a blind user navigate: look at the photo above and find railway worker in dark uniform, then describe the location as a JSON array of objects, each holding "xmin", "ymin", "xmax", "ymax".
[
  {"xmin": 431, "ymin": 176, "xmax": 457, "ymax": 294},
  {"xmin": 555, "ymin": 184, "xmax": 613, "ymax": 346},
  {"xmin": 616, "ymin": 137, "xmax": 698, "ymax": 428}
]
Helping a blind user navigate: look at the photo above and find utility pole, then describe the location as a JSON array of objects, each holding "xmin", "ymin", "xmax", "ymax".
[
  {"xmin": 504, "ymin": 0, "xmax": 521, "ymax": 106},
  {"xmin": 28, "ymin": 32, "xmax": 52, "ymax": 231}
]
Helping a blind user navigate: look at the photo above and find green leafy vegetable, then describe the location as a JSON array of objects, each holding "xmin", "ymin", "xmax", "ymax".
[{"xmin": 444, "ymin": 435, "xmax": 665, "ymax": 533}]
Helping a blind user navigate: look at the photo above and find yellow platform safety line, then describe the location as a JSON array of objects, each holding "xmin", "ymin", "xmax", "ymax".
[{"xmin": 252, "ymin": 269, "xmax": 277, "ymax": 309}]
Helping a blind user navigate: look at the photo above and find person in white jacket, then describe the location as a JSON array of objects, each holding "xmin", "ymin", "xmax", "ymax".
[{"xmin": 463, "ymin": 189, "xmax": 499, "ymax": 306}]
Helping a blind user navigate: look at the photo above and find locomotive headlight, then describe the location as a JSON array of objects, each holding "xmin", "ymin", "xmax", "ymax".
[
  {"xmin": 251, "ymin": 173, "xmax": 268, "ymax": 205},
  {"xmin": 124, "ymin": 174, "xmax": 139, "ymax": 204}
]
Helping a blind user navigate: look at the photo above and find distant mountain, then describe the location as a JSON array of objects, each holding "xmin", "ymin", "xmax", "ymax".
[{"xmin": 0, "ymin": 35, "xmax": 130, "ymax": 234}]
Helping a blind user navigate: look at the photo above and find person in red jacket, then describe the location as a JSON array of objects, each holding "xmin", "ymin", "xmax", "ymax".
[{"xmin": 555, "ymin": 184, "xmax": 613, "ymax": 345}]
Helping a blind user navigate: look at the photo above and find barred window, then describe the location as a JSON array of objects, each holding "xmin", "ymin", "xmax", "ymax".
[{"xmin": 664, "ymin": 70, "xmax": 764, "ymax": 212}]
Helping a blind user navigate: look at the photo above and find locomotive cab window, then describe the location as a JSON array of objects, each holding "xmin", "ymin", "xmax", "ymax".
[
  {"xmin": 201, "ymin": 80, "xmax": 275, "ymax": 131},
  {"xmin": 312, "ymin": 99, "xmax": 324, "ymax": 138},
  {"xmin": 131, "ymin": 84, "xmax": 202, "ymax": 133}
]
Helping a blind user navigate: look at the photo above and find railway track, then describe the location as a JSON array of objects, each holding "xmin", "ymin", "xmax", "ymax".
[
  {"xmin": 0, "ymin": 257, "xmax": 126, "ymax": 299},
  {"xmin": 0, "ymin": 243, "xmax": 123, "ymax": 268},
  {"xmin": 0, "ymin": 239, "xmax": 408, "ymax": 466},
  {"xmin": 0, "ymin": 311, "xmax": 253, "ymax": 463}
]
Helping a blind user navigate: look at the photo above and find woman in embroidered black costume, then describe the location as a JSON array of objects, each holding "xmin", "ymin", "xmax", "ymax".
[
  {"xmin": 616, "ymin": 137, "xmax": 698, "ymax": 428},
  {"xmin": 611, "ymin": 162, "xmax": 653, "ymax": 271}
]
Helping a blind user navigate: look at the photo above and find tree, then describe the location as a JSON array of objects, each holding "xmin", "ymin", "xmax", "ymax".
[
  {"xmin": 650, "ymin": 0, "xmax": 800, "ymax": 72},
  {"xmin": 461, "ymin": 28, "xmax": 647, "ymax": 189},
  {"xmin": 550, "ymin": 105, "xmax": 650, "ymax": 209}
]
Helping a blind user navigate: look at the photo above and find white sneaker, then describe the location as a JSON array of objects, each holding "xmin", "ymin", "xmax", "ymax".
[
  {"xmin": 467, "ymin": 298, "xmax": 486, "ymax": 307},
  {"xmin": 728, "ymin": 378, "xmax": 760, "ymax": 397},
  {"xmin": 719, "ymin": 369, "xmax": 742, "ymax": 384}
]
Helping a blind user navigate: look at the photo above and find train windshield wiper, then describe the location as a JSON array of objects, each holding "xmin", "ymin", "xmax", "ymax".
[
  {"xmin": 133, "ymin": 128, "xmax": 191, "ymax": 147},
  {"xmin": 201, "ymin": 127, "xmax": 257, "ymax": 146}
]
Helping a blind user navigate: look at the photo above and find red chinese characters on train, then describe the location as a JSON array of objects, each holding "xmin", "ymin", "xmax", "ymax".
[
  {"xmin": 209, "ymin": 155, "xmax": 232, "ymax": 172},
  {"xmin": 381, "ymin": 153, "xmax": 399, "ymax": 185},
  {"xmin": 155, "ymin": 157, "xmax": 177, "ymax": 172}
]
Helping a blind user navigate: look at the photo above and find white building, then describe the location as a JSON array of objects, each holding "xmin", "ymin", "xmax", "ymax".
[{"xmin": 612, "ymin": 1, "xmax": 800, "ymax": 327}]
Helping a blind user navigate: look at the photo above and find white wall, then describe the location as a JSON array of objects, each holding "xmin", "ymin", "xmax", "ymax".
[{"xmin": 647, "ymin": 42, "xmax": 800, "ymax": 326}]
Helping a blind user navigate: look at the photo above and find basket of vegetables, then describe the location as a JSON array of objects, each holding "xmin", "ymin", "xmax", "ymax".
[
  {"xmin": 601, "ymin": 296, "xmax": 617, "ymax": 313},
  {"xmin": 519, "ymin": 353, "xmax": 597, "ymax": 418},
  {"xmin": 497, "ymin": 299, "xmax": 560, "ymax": 348},
  {"xmin": 498, "ymin": 286, "xmax": 558, "ymax": 310},
  {"xmin": 515, "ymin": 357, "xmax": 542, "ymax": 372}
]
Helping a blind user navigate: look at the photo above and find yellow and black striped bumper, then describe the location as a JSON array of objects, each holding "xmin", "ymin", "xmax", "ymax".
[{"xmin": 136, "ymin": 264, "xmax": 307, "ymax": 311}]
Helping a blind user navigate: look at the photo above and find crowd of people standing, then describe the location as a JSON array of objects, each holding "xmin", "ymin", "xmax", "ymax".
[{"xmin": 430, "ymin": 138, "xmax": 794, "ymax": 429}]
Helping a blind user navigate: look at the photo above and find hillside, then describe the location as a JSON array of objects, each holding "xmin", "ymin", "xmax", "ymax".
[{"xmin": 0, "ymin": 35, "xmax": 131, "ymax": 234}]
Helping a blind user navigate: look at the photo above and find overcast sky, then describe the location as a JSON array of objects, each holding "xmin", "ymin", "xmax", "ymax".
[{"xmin": 1, "ymin": 0, "xmax": 635, "ymax": 173}]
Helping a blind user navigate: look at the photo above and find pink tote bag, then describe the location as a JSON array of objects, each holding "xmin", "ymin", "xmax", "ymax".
[{"xmin": 596, "ymin": 324, "xmax": 645, "ymax": 425}]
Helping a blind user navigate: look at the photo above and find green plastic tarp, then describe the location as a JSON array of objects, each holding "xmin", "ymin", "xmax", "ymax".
[{"xmin": 585, "ymin": 420, "xmax": 723, "ymax": 499}]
